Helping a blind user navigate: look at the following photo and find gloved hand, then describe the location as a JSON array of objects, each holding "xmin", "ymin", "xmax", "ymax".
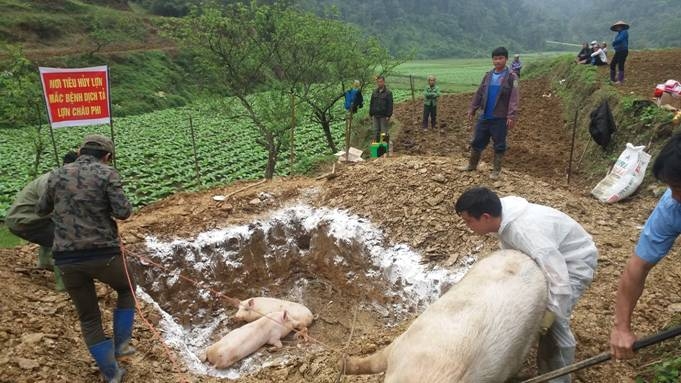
[{"xmin": 539, "ymin": 311, "xmax": 556, "ymax": 335}]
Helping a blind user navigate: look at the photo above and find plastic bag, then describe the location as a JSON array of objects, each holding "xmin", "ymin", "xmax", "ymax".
[{"xmin": 591, "ymin": 143, "xmax": 651, "ymax": 203}]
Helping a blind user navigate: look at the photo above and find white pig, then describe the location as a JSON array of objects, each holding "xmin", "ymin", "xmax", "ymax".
[
  {"xmin": 201, "ymin": 310, "xmax": 294, "ymax": 369},
  {"xmin": 342, "ymin": 249, "xmax": 548, "ymax": 383},
  {"xmin": 233, "ymin": 297, "xmax": 313, "ymax": 330}
]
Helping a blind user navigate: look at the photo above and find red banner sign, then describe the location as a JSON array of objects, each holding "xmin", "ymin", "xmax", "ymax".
[{"xmin": 39, "ymin": 66, "xmax": 111, "ymax": 128}]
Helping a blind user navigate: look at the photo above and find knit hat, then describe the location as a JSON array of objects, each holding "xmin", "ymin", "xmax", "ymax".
[
  {"xmin": 610, "ymin": 20, "xmax": 629, "ymax": 31},
  {"xmin": 81, "ymin": 134, "xmax": 114, "ymax": 154}
]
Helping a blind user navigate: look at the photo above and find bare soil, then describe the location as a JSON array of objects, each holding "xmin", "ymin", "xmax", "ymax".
[{"xmin": 2, "ymin": 50, "xmax": 681, "ymax": 383}]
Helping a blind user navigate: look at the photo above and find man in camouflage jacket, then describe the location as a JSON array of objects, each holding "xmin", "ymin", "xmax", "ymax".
[{"xmin": 37, "ymin": 134, "xmax": 133, "ymax": 383}]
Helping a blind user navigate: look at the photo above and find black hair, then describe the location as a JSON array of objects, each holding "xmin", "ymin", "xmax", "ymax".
[
  {"xmin": 376, "ymin": 75, "xmax": 385, "ymax": 81},
  {"xmin": 62, "ymin": 151, "xmax": 78, "ymax": 164},
  {"xmin": 79, "ymin": 147, "xmax": 110, "ymax": 160},
  {"xmin": 454, "ymin": 187, "xmax": 502, "ymax": 218},
  {"xmin": 652, "ymin": 133, "xmax": 681, "ymax": 185},
  {"xmin": 492, "ymin": 47, "xmax": 509, "ymax": 58}
]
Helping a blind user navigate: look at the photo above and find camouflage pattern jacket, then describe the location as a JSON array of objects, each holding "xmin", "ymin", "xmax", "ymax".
[{"xmin": 37, "ymin": 155, "xmax": 132, "ymax": 253}]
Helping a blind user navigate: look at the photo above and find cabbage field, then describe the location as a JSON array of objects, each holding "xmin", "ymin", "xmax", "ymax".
[{"xmin": 0, "ymin": 90, "xmax": 412, "ymax": 219}]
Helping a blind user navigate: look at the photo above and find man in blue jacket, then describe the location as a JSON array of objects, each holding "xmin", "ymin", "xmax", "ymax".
[
  {"xmin": 464, "ymin": 46, "xmax": 519, "ymax": 180},
  {"xmin": 610, "ymin": 133, "xmax": 681, "ymax": 360},
  {"xmin": 610, "ymin": 20, "xmax": 629, "ymax": 85}
]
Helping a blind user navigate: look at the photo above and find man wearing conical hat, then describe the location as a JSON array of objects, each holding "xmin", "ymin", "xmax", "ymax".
[{"xmin": 610, "ymin": 20, "xmax": 629, "ymax": 85}]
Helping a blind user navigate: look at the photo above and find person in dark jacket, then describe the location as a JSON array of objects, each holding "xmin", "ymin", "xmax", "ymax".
[
  {"xmin": 344, "ymin": 80, "xmax": 364, "ymax": 114},
  {"xmin": 576, "ymin": 42, "xmax": 592, "ymax": 64},
  {"xmin": 463, "ymin": 46, "xmax": 519, "ymax": 180},
  {"xmin": 369, "ymin": 75, "xmax": 393, "ymax": 142},
  {"xmin": 37, "ymin": 134, "xmax": 134, "ymax": 383},
  {"xmin": 6, "ymin": 151, "xmax": 77, "ymax": 291},
  {"xmin": 610, "ymin": 20, "xmax": 629, "ymax": 84}
]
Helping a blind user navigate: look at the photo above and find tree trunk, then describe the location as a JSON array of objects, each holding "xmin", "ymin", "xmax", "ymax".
[
  {"xmin": 321, "ymin": 117, "xmax": 337, "ymax": 154},
  {"xmin": 264, "ymin": 140, "xmax": 278, "ymax": 179}
]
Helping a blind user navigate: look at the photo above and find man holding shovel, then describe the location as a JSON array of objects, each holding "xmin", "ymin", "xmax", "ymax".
[{"xmin": 610, "ymin": 133, "xmax": 681, "ymax": 360}]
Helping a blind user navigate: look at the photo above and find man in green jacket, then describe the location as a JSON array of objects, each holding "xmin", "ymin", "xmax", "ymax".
[
  {"xmin": 5, "ymin": 151, "xmax": 77, "ymax": 290},
  {"xmin": 422, "ymin": 75, "xmax": 441, "ymax": 129}
]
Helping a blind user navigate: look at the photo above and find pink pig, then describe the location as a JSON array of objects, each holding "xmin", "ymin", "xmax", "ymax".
[
  {"xmin": 201, "ymin": 310, "xmax": 294, "ymax": 369},
  {"xmin": 233, "ymin": 297, "xmax": 313, "ymax": 331}
]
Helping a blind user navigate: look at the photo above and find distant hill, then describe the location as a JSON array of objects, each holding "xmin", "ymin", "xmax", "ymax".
[
  {"xmin": 522, "ymin": 0, "xmax": 681, "ymax": 49},
  {"xmin": 0, "ymin": 0, "xmax": 163, "ymax": 51}
]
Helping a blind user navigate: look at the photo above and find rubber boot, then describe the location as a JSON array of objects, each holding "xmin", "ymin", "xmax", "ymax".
[
  {"xmin": 37, "ymin": 246, "xmax": 53, "ymax": 270},
  {"xmin": 617, "ymin": 70, "xmax": 624, "ymax": 84},
  {"xmin": 54, "ymin": 266, "xmax": 65, "ymax": 292},
  {"xmin": 88, "ymin": 339, "xmax": 126, "ymax": 383},
  {"xmin": 460, "ymin": 149, "xmax": 481, "ymax": 171},
  {"xmin": 490, "ymin": 152, "xmax": 504, "ymax": 180},
  {"xmin": 609, "ymin": 67, "xmax": 616, "ymax": 83},
  {"xmin": 113, "ymin": 308, "xmax": 136, "ymax": 357}
]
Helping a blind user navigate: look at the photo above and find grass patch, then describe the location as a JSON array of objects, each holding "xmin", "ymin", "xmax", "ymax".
[
  {"xmin": 391, "ymin": 51, "xmax": 568, "ymax": 94},
  {"xmin": 0, "ymin": 224, "xmax": 23, "ymax": 248},
  {"xmin": 528, "ymin": 49, "xmax": 679, "ymax": 187}
]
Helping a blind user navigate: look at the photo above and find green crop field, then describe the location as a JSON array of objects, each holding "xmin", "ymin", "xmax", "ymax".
[
  {"xmin": 0, "ymin": 89, "xmax": 414, "ymax": 219},
  {"xmin": 388, "ymin": 52, "xmax": 569, "ymax": 94}
]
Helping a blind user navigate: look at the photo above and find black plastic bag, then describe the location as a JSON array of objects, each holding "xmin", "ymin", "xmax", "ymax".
[{"xmin": 589, "ymin": 101, "xmax": 617, "ymax": 149}]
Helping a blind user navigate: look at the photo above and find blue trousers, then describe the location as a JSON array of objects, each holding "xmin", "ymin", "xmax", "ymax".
[{"xmin": 471, "ymin": 118, "xmax": 508, "ymax": 153}]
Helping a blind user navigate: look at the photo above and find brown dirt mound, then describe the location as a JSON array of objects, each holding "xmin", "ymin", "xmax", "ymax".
[{"xmin": 3, "ymin": 49, "xmax": 681, "ymax": 383}]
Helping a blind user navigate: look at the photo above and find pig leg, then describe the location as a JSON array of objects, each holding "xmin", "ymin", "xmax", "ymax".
[
  {"xmin": 342, "ymin": 343, "xmax": 392, "ymax": 375},
  {"xmin": 267, "ymin": 333, "xmax": 284, "ymax": 350}
]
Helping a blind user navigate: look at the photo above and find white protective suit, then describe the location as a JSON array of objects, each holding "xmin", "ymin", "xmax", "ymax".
[{"xmin": 498, "ymin": 196, "xmax": 598, "ymax": 383}]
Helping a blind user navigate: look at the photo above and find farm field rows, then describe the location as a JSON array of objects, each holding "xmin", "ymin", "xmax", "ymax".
[{"xmin": 0, "ymin": 90, "xmax": 414, "ymax": 219}]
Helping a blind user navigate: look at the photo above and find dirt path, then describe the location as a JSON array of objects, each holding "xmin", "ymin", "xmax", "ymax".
[{"xmin": 2, "ymin": 49, "xmax": 681, "ymax": 383}]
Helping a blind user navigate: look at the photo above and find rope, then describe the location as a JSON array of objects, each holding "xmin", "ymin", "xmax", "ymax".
[
  {"xmin": 122, "ymin": 246, "xmax": 342, "ymax": 354},
  {"xmin": 120, "ymin": 243, "xmax": 191, "ymax": 383},
  {"xmin": 334, "ymin": 305, "xmax": 359, "ymax": 383}
]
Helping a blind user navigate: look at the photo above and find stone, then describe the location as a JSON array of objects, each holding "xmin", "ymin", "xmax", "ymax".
[
  {"xmin": 21, "ymin": 333, "xmax": 44, "ymax": 345},
  {"xmin": 17, "ymin": 358, "xmax": 39, "ymax": 370}
]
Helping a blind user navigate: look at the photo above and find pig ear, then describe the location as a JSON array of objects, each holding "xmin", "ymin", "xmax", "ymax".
[
  {"xmin": 282, "ymin": 310, "xmax": 288, "ymax": 320},
  {"xmin": 248, "ymin": 299, "xmax": 254, "ymax": 308}
]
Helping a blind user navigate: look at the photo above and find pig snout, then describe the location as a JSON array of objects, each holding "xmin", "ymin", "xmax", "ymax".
[{"xmin": 232, "ymin": 308, "xmax": 248, "ymax": 322}]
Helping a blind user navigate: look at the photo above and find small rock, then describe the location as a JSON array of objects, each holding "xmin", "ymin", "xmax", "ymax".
[
  {"xmin": 431, "ymin": 174, "xmax": 446, "ymax": 183},
  {"xmin": 310, "ymin": 360, "xmax": 323, "ymax": 375},
  {"xmin": 298, "ymin": 363, "xmax": 308, "ymax": 374},
  {"xmin": 17, "ymin": 358, "xmax": 40, "ymax": 370},
  {"xmin": 667, "ymin": 303, "xmax": 681, "ymax": 313},
  {"xmin": 21, "ymin": 333, "xmax": 44, "ymax": 345},
  {"xmin": 249, "ymin": 198, "xmax": 261, "ymax": 206}
]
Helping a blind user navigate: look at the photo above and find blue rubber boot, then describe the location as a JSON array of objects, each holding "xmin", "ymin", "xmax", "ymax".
[
  {"xmin": 88, "ymin": 339, "xmax": 125, "ymax": 383},
  {"xmin": 113, "ymin": 308, "xmax": 136, "ymax": 357}
]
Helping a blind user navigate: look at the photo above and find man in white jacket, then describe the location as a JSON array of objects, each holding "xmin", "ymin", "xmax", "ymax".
[{"xmin": 455, "ymin": 187, "xmax": 598, "ymax": 383}]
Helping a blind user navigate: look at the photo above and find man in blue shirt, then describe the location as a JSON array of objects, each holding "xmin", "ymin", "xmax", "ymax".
[
  {"xmin": 610, "ymin": 20, "xmax": 629, "ymax": 85},
  {"xmin": 464, "ymin": 46, "xmax": 519, "ymax": 180},
  {"xmin": 610, "ymin": 133, "xmax": 681, "ymax": 359}
]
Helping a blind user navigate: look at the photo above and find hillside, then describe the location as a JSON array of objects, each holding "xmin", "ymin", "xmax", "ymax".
[
  {"xmin": 2, "ymin": 50, "xmax": 681, "ymax": 382},
  {"xmin": 129, "ymin": 0, "xmax": 681, "ymax": 58}
]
